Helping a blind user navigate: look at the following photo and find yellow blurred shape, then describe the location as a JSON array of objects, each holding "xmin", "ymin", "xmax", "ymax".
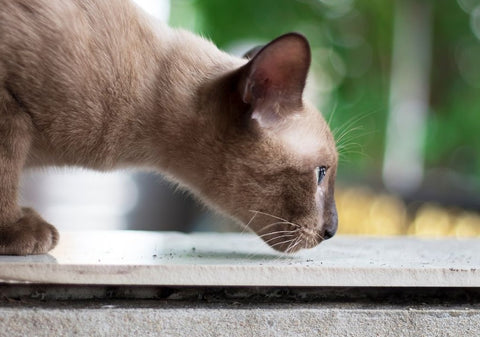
[
  {"xmin": 453, "ymin": 212, "xmax": 480, "ymax": 237},
  {"xmin": 336, "ymin": 187, "xmax": 407, "ymax": 235},
  {"xmin": 336, "ymin": 187, "xmax": 375, "ymax": 235},
  {"xmin": 409, "ymin": 204, "xmax": 453, "ymax": 237},
  {"xmin": 368, "ymin": 194, "xmax": 407, "ymax": 235},
  {"xmin": 335, "ymin": 186, "xmax": 480, "ymax": 237}
]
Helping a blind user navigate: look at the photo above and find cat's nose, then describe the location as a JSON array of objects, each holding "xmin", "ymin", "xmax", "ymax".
[
  {"xmin": 323, "ymin": 228, "xmax": 336, "ymax": 240},
  {"xmin": 322, "ymin": 201, "xmax": 338, "ymax": 240}
]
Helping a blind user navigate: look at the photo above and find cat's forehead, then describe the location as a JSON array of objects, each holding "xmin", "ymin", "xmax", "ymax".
[{"xmin": 272, "ymin": 108, "xmax": 337, "ymax": 167}]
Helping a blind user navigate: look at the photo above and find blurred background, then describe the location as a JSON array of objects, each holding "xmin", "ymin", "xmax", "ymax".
[{"xmin": 21, "ymin": 0, "xmax": 480, "ymax": 237}]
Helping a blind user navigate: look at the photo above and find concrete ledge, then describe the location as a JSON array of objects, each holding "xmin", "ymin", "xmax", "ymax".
[
  {"xmin": 0, "ymin": 231, "xmax": 479, "ymax": 287},
  {"xmin": 1, "ymin": 300, "xmax": 479, "ymax": 337},
  {"xmin": 1, "ymin": 232, "xmax": 479, "ymax": 336}
]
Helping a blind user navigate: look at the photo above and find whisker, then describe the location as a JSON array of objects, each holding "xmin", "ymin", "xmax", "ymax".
[
  {"xmin": 334, "ymin": 109, "xmax": 376, "ymax": 132},
  {"xmin": 339, "ymin": 149, "xmax": 369, "ymax": 157},
  {"xmin": 268, "ymin": 237, "xmax": 298, "ymax": 250},
  {"xmin": 292, "ymin": 237, "xmax": 305, "ymax": 252},
  {"xmin": 335, "ymin": 126, "xmax": 365, "ymax": 146},
  {"xmin": 326, "ymin": 99, "xmax": 338, "ymax": 126},
  {"xmin": 316, "ymin": 231, "xmax": 325, "ymax": 241},
  {"xmin": 239, "ymin": 212, "xmax": 258, "ymax": 235},
  {"xmin": 336, "ymin": 131, "xmax": 366, "ymax": 149},
  {"xmin": 257, "ymin": 229, "xmax": 298, "ymax": 240},
  {"xmin": 332, "ymin": 110, "xmax": 376, "ymax": 146},
  {"xmin": 248, "ymin": 210, "xmax": 300, "ymax": 228},
  {"xmin": 336, "ymin": 130, "xmax": 376, "ymax": 150},
  {"xmin": 240, "ymin": 212, "xmax": 291, "ymax": 237},
  {"xmin": 262, "ymin": 233, "xmax": 298, "ymax": 246},
  {"xmin": 258, "ymin": 222, "xmax": 301, "ymax": 237},
  {"xmin": 248, "ymin": 210, "xmax": 290, "ymax": 223},
  {"xmin": 286, "ymin": 236, "xmax": 302, "ymax": 254},
  {"xmin": 243, "ymin": 211, "xmax": 258, "ymax": 231},
  {"xmin": 337, "ymin": 142, "xmax": 365, "ymax": 153},
  {"xmin": 333, "ymin": 117, "xmax": 365, "ymax": 140},
  {"xmin": 259, "ymin": 221, "xmax": 296, "ymax": 233}
]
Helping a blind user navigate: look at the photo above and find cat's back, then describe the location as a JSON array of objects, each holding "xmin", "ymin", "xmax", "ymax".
[
  {"xmin": 0, "ymin": 0, "xmax": 163, "ymax": 92},
  {"xmin": 0, "ymin": 0, "xmax": 106, "ymax": 52},
  {"xmin": 4, "ymin": 0, "xmax": 156, "ymax": 62},
  {"xmin": 0, "ymin": 0, "xmax": 142, "ymax": 41}
]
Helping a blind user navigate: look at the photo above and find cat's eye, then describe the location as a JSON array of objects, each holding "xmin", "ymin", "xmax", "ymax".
[{"xmin": 315, "ymin": 166, "xmax": 327, "ymax": 185}]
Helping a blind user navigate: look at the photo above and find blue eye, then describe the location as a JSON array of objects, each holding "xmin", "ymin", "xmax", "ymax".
[{"xmin": 315, "ymin": 166, "xmax": 327, "ymax": 185}]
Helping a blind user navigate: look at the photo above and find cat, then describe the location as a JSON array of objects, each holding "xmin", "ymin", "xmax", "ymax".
[{"xmin": 0, "ymin": 0, "xmax": 338, "ymax": 255}]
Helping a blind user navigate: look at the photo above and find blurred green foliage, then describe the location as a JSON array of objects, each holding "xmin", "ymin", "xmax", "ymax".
[{"xmin": 170, "ymin": 0, "xmax": 480, "ymax": 187}]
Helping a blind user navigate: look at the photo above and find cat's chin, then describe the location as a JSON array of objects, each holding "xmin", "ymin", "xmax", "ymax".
[{"xmin": 264, "ymin": 234, "xmax": 322, "ymax": 254}]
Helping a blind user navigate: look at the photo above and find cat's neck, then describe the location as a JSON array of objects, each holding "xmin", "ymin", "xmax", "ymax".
[{"xmin": 119, "ymin": 23, "xmax": 245, "ymax": 184}]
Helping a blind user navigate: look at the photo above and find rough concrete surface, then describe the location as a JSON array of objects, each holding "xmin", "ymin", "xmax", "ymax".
[
  {"xmin": 0, "ymin": 301, "xmax": 479, "ymax": 337},
  {"xmin": 1, "ymin": 232, "xmax": 478, "ymax": 336}
]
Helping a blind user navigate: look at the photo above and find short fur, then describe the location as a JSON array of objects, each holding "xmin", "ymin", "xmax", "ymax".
[{"xmin": 0, "ymin": 0, "xmax": 338, "ymax": 255}]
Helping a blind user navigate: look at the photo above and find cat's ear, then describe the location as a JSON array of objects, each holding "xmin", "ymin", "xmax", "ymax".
[{"xmin": 239, "ymin": 33, "xmax": 311, "ymax": 127}]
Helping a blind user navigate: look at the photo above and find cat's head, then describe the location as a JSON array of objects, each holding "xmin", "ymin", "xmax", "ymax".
[{"xmin": 196, "ymin": 33, "xmax": 338, "ymax": 253}]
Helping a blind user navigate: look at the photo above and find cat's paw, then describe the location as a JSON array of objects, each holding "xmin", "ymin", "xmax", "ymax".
[{"xmin": 0, "ymin": 208, "xmax": 59, "ymax": 255}]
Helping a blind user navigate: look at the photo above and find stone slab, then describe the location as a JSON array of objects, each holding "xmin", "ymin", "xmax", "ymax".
[
  {"xmin": 0, "ymin": 301, "xmax": 479, "ymax": 337},
  {"xmin": 0, "ymin": 231, "xmax": 479, "ymax": 287}
]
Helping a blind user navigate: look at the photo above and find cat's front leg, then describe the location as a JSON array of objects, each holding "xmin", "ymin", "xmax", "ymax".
[{"xmin": 0, "ymin": 89, "xmax": 59, "ymax": 255}]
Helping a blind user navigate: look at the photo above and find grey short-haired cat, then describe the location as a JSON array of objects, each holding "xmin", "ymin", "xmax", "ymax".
[{"xmin": 0, "ymin": 0, "xmax": 338, "ymax": 255}]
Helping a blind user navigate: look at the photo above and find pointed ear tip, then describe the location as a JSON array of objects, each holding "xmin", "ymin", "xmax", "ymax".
[
  {"xmin": 284, "ymin": 32, "xmax": 308, "ymax": 41},
  {"xmin": 274, "ymin": 32, "xmax": 311, "ymax": 61},
  {"xmin": 279, "ymin": 32, "xmax": 310, "ymax": 48}
]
